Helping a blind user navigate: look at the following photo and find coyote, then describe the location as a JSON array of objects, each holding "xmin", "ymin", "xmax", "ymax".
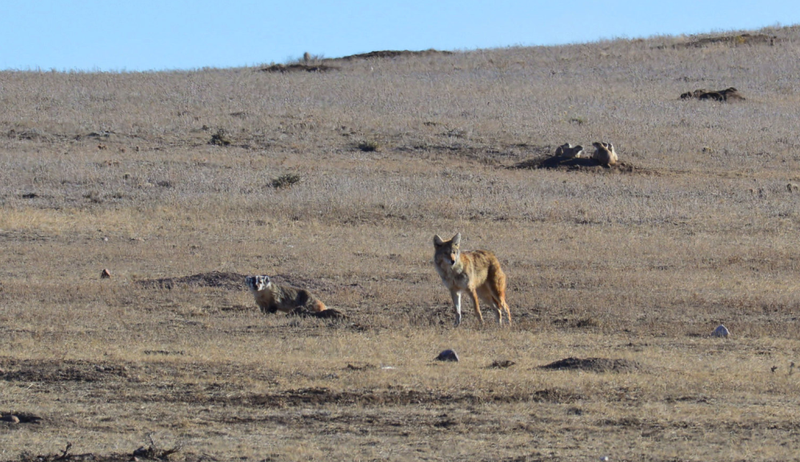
[
  {"xmin": 245, "ymin": 275, "xmax": 327, "ymax": 315},
  {"xmin": 433, "ymin": 233, "xmax": 511, "ymax": 327}
]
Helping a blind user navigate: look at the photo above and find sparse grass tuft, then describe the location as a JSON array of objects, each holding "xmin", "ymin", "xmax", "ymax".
[
  {"xmin": 209, "ymin": 128, "xmax": 231, "ymax": 146},
  {"xmin": 83, "ymin": 190, "xmax": 102, "ymax": 203},
  {"xmin": 271, "ymin": 173, "xmax": 301, "ymax": 189}
]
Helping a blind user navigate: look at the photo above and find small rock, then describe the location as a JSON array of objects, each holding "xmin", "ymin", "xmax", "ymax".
[
  {"xmin": 711, "ymin": 324, "xmax": 730, "ymax": 337},
  {"xmin": 1, "ymin": 415, "xmax": 20, "ymax": 423},
  {"xmin": 101, "ymin": 269, "xmax": 112, "ymax": 279},
  {"xmin": 436, "ymin": 349, "xmax": 459, "ymax": 362}
]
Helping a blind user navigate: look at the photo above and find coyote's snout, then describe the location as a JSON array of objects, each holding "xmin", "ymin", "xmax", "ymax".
[{"xmin": 433, "ymin": 233, "xmax": 511, "ymax": 327}]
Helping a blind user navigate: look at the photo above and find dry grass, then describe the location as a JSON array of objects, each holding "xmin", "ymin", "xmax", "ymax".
[{"xmin": 2, "ymin": 25, "xmax": 800, "ymax": 461}]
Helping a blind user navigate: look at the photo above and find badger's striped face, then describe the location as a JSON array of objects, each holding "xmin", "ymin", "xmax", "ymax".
[{"xmin": 246, "ymin": 275, "xmax": 271, "ymax": 292}]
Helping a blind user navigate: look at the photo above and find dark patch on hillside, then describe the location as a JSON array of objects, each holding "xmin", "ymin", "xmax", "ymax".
[
  {"xmin": 675, "ymin": 33, "xmax": 777, "ymax": 48},
  {"xmin": 336, "ymin": 49, "xmax": 453, "ymax": 61},
  {"xmin": 17, "ymin": 442, "xmax": 182, "ymax": 462},
  {"xmin": 7, "ymin": 128, "xmax": 51, "ymax": 141},
  {"xmin": 260, "ymin": 63, "xmax": 339, "ymax": 73},
  {"xmin": 513, "ymin": 155, "xmax": 642, "ymax": 174},
  {"xmin": 540, "ymin": 357, "xmax": 641, "ymax": 373},
  {"xmin": 156, "ymin": 386, "xmax": 582, "ymax": 407},
  {"xmin": 135, "ymin": 271, "xmax": 337, "ymax": 295},
  {"xmin": 1, "ymin": 358, "xmax": 130, "ymax": 383},
  {"xmin": 136, "ymin": 271, "xmax": 247, "ymax": 290},
  {"xmin": 516, "ymin": 156, "xmax": 601, "ymax": 170}
]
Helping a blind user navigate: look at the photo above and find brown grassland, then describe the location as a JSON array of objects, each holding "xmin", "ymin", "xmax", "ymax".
[{"xmin": 2, "ymin": 26, "xmax": 800, "ymax": 461}]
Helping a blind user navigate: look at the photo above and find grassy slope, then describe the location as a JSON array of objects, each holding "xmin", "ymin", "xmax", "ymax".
[{"xmin": 1, "ymin": 26, "xmax": 800, "ymax": 461}]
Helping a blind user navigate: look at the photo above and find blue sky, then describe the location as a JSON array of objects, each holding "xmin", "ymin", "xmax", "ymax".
[{"xmin": 2, "ymin": 1, "xmax": 798, "ymax": 72}]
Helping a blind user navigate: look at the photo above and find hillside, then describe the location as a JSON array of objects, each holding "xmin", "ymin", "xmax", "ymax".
[{"xmin": 2, "ymin": 25, "xmax": 800, "ymax": 461}]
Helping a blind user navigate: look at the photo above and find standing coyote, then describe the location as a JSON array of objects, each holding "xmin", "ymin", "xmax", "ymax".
[
  {"xmin": 433, "ymin": 233, "xmax": 511, "ymax": 327},
  {"xmin": 245, "ymin": 275, "xmax": 327, "ymax": 315}
]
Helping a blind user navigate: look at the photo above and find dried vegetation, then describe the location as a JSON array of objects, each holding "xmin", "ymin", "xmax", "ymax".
[{"xmin": 2, "ymin": 25, "xmax": 800, "ymax": 461}]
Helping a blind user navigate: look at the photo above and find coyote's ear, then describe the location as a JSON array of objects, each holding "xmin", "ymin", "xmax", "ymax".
[
  {"xmin": 452, "ymin": 233, "xmax": 461, "ymax": 246},
  {"xmin": 433, "ymin": 235, "xmax": 444, "ymax": 246}
]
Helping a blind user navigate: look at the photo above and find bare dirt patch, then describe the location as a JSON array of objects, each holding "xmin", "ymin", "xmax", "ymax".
[
  {"xmin": 676, "ymin": 33, "xmax": 778, "ymax": 48},
  {"xmin": 260, "ymin": 63, "xmax": 339, "ymax": 73},
  {"xmin": 540, "ymin": 357, "xmax": 642, "ymax": 373},
  {"xmin": 18, "ymin": 442, "xmax": 180, "ymax": 462},
  {"xmin": 134, "ymin": 272, "xmax": 339, "ymax": 295},
  {"xmin": 0, "ymin": 359, "xmax": 130, "ymax": 383},
  {"xmin": 513, "ymin": 155, "xmax": 648, "ymax": 174},
  {"xmin": 171, "ymin": 387, "xmax": 581, "ymax": 408},
  {"xmin": 135, "ymin": 271, "xmax": 246, "ymax": 290},
  {"xmin": 336, "ymin": 49, "xmax": 453, "ymax": 61}
]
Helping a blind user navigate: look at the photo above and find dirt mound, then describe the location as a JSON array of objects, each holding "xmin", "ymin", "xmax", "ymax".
[
  {"xmin": 7, "ymin": 128, "xmax": 52, "ymax": 142},
  {"xmin": 136, "ymin": 271, "xmax": 246, "ymax": 290},
  {"xmin": 337, "ymin": 49, "xmax": 453, "ymax": 61},
  {"xmin": 136, "ymin": 272, "xmax": 338, "ymax": 296},
  {"xmin": 1, "ymin": 359, "xmax": 129, "ymax": 383},
  {"xmin": 514, "ymin": 156, "xmax": 641, "ymax": 173},
  {"xmin": 540, "ymin": 357, "xmax": 641, "ymax": 373},
  {"xmin": 268, "ymin": 274, "xmax": 337, "ymax": 294},
  {"xmin": 18, "ymin": 451, "xmax": 130, "ymax": 462},
  {"xmin": 20, "ymin": 442, "xmax": 179, "ymax": 462},
  {"xmin": 260, "ymin": 63, "xmax": 339, "ymax": 73},
  {"xmin": 206, "ymin": 386, "xmax": 578, "ymax": 407},
  {"xmin": 676, "ymin": 33, "xmax": 777, "ymax": 48}
]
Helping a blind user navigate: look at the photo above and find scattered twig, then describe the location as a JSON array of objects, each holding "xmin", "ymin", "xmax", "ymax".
[{"xmin": 54, "ymin": 442, "xmax": 72, "ymax": 461}]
